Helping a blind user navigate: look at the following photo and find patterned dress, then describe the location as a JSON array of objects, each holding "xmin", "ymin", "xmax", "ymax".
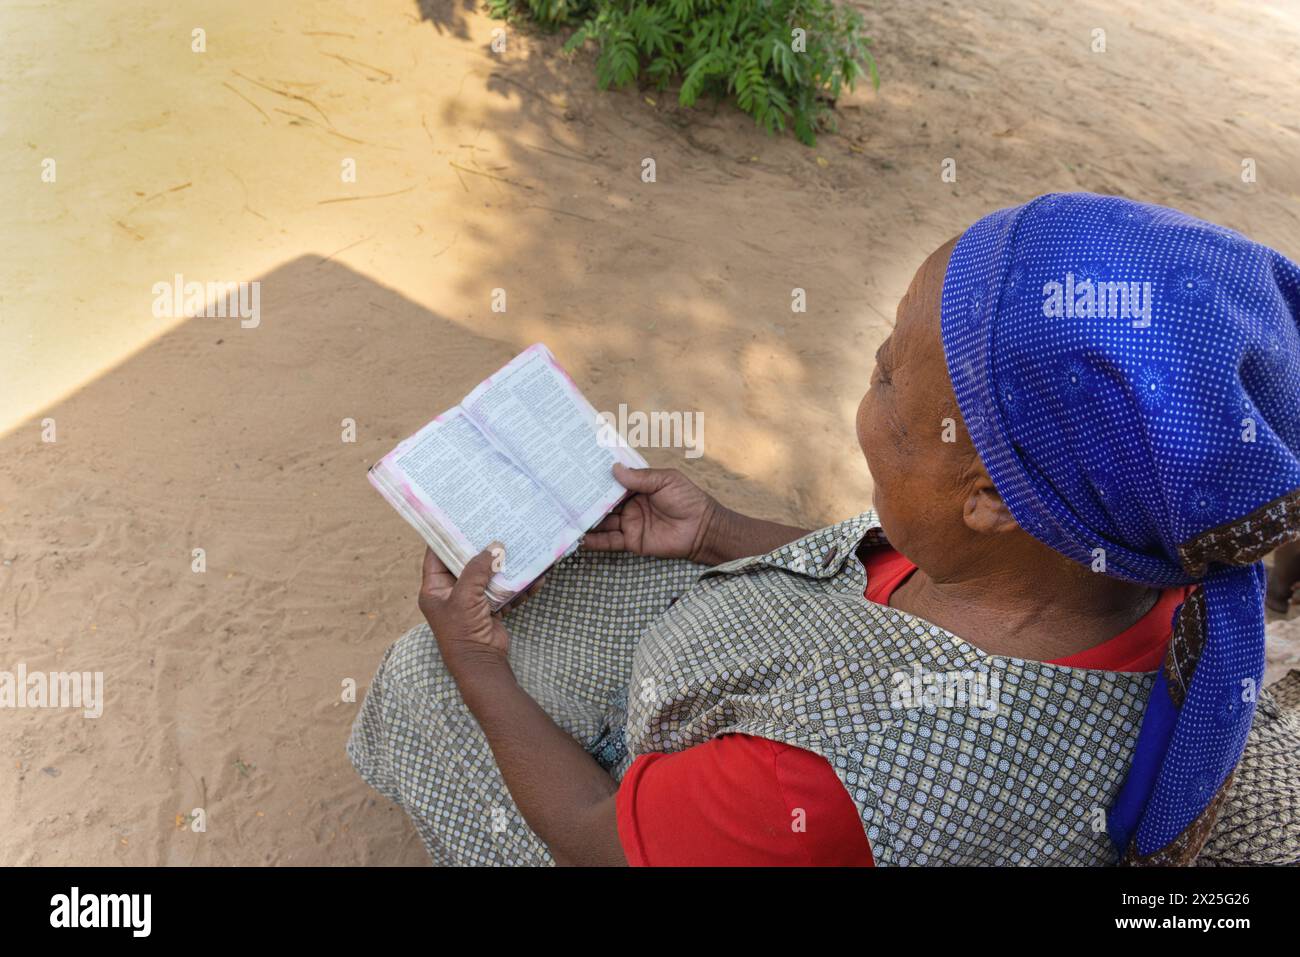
[{"xmin": 347, "ymin": 513, "xmax": 1300, "ymax": 865}]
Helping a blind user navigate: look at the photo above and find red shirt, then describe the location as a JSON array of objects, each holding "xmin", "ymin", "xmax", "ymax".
[{"xmin": 616, "ymin": 544, "xmax": 1194, "ymax": 866}]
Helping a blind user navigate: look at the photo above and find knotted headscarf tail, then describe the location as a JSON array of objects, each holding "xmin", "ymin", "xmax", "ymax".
[{"xmin": 939, "ymin": 192, "xmax": 1300, "ymax": 864}]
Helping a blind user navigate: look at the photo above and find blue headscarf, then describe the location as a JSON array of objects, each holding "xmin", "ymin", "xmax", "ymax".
[{"xmin": 940, "ymin": 192, "xmax": 1300, "ymax": 863}]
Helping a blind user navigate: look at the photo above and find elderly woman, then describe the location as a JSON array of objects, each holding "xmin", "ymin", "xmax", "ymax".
[{"xmin": 349, "ymin": 193, "xmax": 1300, "ymax": 866}]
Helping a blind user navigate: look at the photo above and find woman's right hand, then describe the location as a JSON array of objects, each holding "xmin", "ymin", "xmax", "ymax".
[{"xmin": 582, "ymin": 464, "xmax": 721, "ymax": 562}]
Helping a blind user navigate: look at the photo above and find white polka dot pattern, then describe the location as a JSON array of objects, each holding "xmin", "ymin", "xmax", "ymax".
[{"xmin": 625, "ymin": 514, "xmax": 1155, "ymax": 866}]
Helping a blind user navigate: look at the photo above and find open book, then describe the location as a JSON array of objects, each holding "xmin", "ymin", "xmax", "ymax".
[{"xmin": 368, "ymin": 344, "xmax": 647, "ymax": 608}]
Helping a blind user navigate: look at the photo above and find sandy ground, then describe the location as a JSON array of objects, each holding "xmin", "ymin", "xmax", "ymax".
[{"xmin": 2, "ymin": 0, "xmax": 1300, "ymax": 865}]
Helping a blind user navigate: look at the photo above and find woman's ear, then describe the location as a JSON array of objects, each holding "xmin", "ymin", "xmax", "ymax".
[{"xmin": 962, "ymin": 473, "xmax": 1019, "ymax": 535}]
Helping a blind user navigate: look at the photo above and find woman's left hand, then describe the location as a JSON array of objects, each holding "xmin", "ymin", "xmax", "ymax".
[
  {"xmin": 416, "ymin": 543, "xmax": 624, "ymax": 866},
  {"xmin": 418, "ymin": 543, "xmax": 511, "ymax": 676}
]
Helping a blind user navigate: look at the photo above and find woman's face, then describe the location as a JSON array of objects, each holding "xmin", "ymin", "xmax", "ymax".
[{"xmin": 856, "ymin": 237, "xmax": 967, "ymax": 566}]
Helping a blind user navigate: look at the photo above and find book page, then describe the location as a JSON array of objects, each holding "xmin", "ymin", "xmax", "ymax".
[
  {"xmin": 462, "ymin": 345, "xmax": 646, "ymax": 530},
  {"xmin": 386, "ymin": 408, "xmax": 576, "ymax": 589}
]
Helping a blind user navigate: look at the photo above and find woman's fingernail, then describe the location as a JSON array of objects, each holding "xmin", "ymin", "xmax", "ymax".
[{"xmin": 489, "ymin": 543, "xmax": 505, "ymax": 572}]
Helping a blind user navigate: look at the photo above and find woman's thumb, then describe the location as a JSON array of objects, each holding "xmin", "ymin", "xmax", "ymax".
[
  {"xmin": 458, "ymin": 541, "xmax": 504, "ymax": 594},
  {"xmin": 613, "ymin": 463, "xmax": 672, "ymax": 494}
]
